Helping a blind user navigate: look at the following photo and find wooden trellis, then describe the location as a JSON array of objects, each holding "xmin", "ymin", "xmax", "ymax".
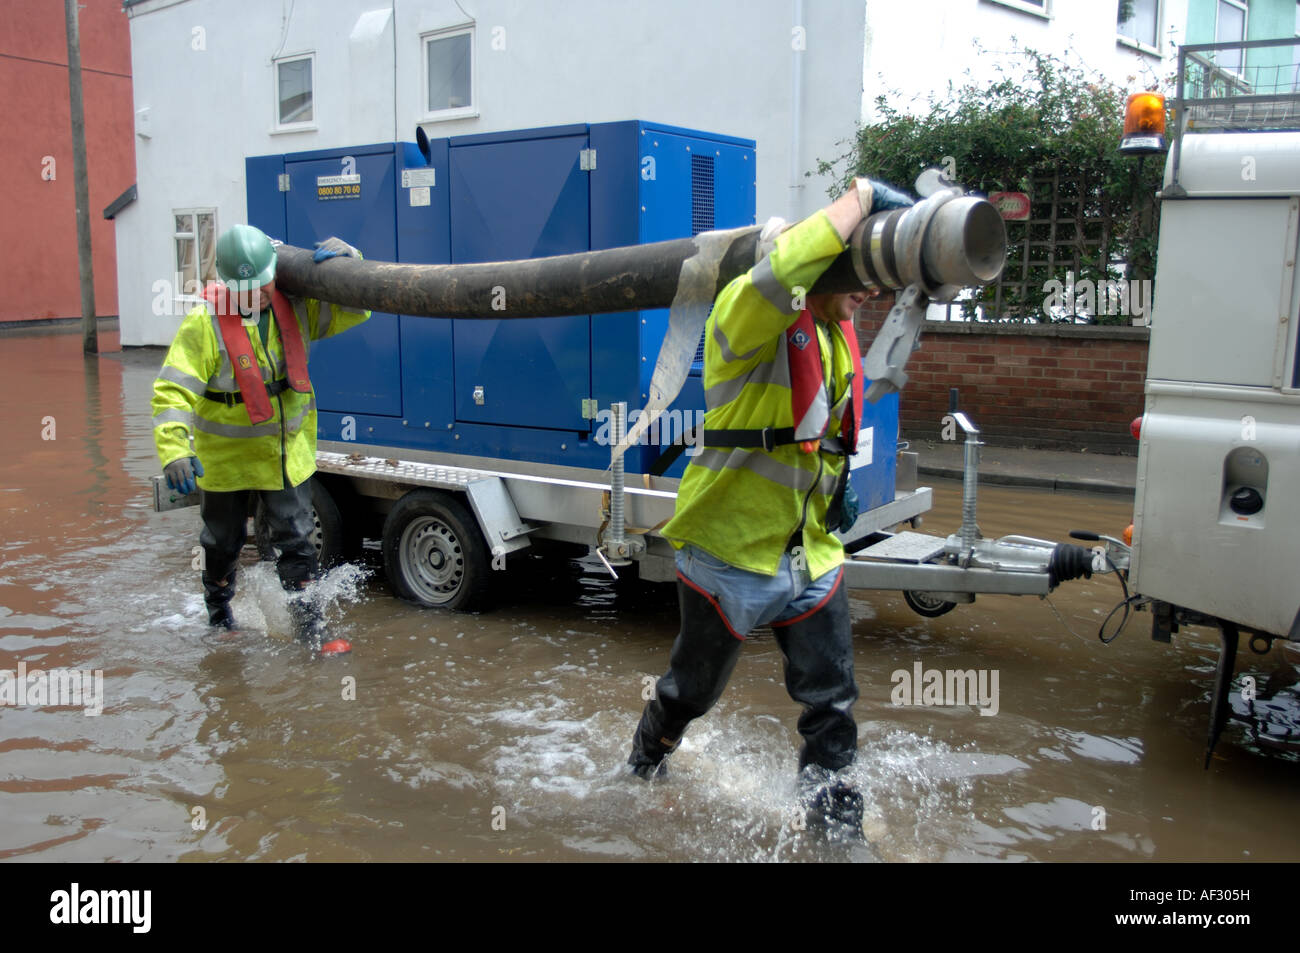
[{"xmin": 937, "ymin": 166, "xmax": 1120, "ymax": 322}]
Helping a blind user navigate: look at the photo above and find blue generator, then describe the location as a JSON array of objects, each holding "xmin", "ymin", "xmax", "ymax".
[{"xmin": 246, "ymin": 120, "xmax": 897, "ymax": 510}]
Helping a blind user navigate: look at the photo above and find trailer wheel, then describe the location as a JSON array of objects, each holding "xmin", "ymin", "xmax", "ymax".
[
  {"xmin": 903, "ymin": 590, "xmax": 957, "ymax": 618},
  {"xmin": 254, "ymin": 477, "xmax": 345, "ymax": 569},
  {"xmin": 382, "ymin": 490, "xmax": 490, "ymax": 611},
  {"xmin": 312, "ymin": 475, "xmax": 367, "ymax": 561}
]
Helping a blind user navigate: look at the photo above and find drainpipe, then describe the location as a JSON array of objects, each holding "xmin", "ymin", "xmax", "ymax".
[
  {"xmin": 789, "ymin": 0, "xmax": 805, "ymax": 222},
  {"xmin": 392, "ymin": 0, "xmax": 398, "ymax": 143}
]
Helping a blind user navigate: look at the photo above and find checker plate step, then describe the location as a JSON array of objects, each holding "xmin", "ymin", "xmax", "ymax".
[{"xmin": 854, "ymin": 531, "xmax": 947, "ymax": 564}]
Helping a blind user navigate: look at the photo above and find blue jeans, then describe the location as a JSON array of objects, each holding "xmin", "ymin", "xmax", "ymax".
[
  {"xmin": 676, "ymin": 544, "xmax": 842, "ymax": 637},
  {"xmin": 628, "ymin": 544, "xmax": 858, "ymax": 773}
]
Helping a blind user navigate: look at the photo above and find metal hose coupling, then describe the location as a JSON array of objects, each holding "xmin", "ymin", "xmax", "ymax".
[
  {"xmin": 848, "ymin": 188, "xmax": 1007, "ymax": 303},
  {"xmin": 846, "ymin": 188, "xmax": 1008, "ymax": 402}
]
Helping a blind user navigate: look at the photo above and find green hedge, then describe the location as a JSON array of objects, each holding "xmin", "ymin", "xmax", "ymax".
[{"xmin": 819, "ymin": 49, "xmax": 1165, "ymax": 323}]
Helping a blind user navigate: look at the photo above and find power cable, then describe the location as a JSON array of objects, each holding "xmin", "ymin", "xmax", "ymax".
[{"xmin": 272, "ymin": 0, "xmax": 297, "ymax": 61}]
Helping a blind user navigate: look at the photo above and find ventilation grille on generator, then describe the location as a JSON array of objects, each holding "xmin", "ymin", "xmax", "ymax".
[
  {"xmin": 691, "ymin": 303, "xmax": 715, "ymax": 370},
  {"xmin": 690, "ymin": 154, "xmax": 716, "ymax": 371},
  {"xmin": 691, "ymin": 154, "xmax": 715, "ymax": 236}
]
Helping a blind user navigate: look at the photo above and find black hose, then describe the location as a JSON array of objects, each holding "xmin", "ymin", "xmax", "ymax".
[{"xmin": 273, "ymin": 228, "xmax": 874, "ymax": 320}]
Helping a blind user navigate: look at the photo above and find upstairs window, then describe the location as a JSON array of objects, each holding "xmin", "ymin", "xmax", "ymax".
[
  {"xmin": 1118, "ymin": 0, "xmax": 1160, "ymax": 52},
  {"xmin": 422, "ymin": 26, "xmax": 474, "ymax": 120},
  {"xmin": 275, "ymin": 53, "xmax": 314, "ymax": 127},
  {"xmin": 1216, "ymin": 0, "xmax": 1248, "ymax": 75},
  {"xmin": 983, "ymin": 0, "xmax": 1050, "ymax": 19}
]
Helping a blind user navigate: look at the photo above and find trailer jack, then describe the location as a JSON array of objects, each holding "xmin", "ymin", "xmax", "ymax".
[
  {"xmin": 842, "ymin": 409, "xmax": 1121, "ymax": 607},
  {"xmin": 597, "ymin": 402, "xmax": 646, "ymax": 579}
]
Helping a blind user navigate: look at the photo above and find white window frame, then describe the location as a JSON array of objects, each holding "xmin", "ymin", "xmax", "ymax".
[
  {"xmin": 1293, "ymin": 2, "xmax": 1299, "ymax": 91},
  {"xmin": 1215, "ymin": 0, "xmax": 1249, "ymax": 77},
  {"xmin": 273, "ymin": 51, "xmax": 317, "ymax": 132},
  {"xmin": 982, "ymin": 0, "xmax": 1051, "ymax": 21},
  {"xmin": 172, "ymin": 208, "xmax": 218, "ymax": 309},
  {"xmin": 420, "ymin": 25, "xmax": 477, "ymax": 122},
  {"xmin": 1116, "ymin": 0, "xmax": 1162, "ymax": 57}
]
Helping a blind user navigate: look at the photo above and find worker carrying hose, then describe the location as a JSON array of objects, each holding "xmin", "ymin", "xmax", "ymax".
[
  {"xmin": 627, "ymin": 177, "xmax": 912, "ymax": 834},
  {"xmin": 151, "ymin": 224, "xmax": 369, "ymax": 656}
]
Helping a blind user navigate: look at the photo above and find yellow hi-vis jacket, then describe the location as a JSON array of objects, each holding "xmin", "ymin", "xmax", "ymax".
[
  {"xmin": 151, "ymin": 295, "xmax": 371, "ymax": 492},
  {"xmin": 662, "ymin": 210, "xmax": 857, "ymax": 580}
]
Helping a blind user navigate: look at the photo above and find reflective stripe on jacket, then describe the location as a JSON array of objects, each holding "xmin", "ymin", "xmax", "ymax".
[
  {"xmin": 151, "ymin": 293, "xmax": 370, "ymax": 492},
  {"xmin": 662, "ymin": 210, "xmax": 860, "ymax": 579}
]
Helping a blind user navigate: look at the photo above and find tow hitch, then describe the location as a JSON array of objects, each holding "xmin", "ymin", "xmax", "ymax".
[{"xmin": 842, "ymin": 408, "xmax": 1124, "ymax": 608}]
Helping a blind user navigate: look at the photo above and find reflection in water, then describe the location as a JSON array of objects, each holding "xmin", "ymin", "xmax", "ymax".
[
  {"xmin": 0, "ymin": 329, "xmax": 1296, "ymax": 861},
  {"xmin": 80, "ymin": 353, "xmax": 113, "ymax": 520}
]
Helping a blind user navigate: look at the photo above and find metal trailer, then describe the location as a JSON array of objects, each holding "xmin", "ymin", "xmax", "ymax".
[
  {"xmin": 156, "ymin": 403, "xmax": 1111, "ymax": 621},
  {"xmin": 293, "ymin": 432, "xmax": 936, "ymax": 606},
  {"xmin": 301, "ymin": 410, "xmax": 1100, "ymax": 612}
]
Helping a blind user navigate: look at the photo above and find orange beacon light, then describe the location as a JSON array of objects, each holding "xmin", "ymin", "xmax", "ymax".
[{"xmin": 1120, "ymin": 92, "xmax": 1167, "ymax": 155}]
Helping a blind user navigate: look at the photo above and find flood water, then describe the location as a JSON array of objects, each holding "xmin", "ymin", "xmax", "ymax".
[{"xmin": 1, "ymin": 329, "xmax": 1297, "ymax": 862}]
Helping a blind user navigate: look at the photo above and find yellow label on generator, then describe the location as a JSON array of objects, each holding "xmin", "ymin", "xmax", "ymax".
[{"xmin": 316, "ymin": 174, "xmax": 361, "ymax": 201}]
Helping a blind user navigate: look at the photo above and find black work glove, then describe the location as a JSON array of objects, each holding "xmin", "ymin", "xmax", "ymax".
[{"xmin": 825, "ymin": 465, "xmax": 860, "ymax": 534}]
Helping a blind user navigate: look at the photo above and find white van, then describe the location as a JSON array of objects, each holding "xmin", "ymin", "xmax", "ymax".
[{"xmin": 1124, "ymin": 38, "xmax": 1300, "ymax": 756}]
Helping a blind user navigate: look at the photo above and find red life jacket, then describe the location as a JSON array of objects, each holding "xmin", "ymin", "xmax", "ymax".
[
  {"xmin": 203, "ymin": 283, "xmax": 312, "ymax": 424},
  {"xmin": 788, "ymin": 309, "xmax": 864, "ymax": 454},
  {"xmin": 703, "ymin": 309, "xmax": 864, "ymax": 455}
]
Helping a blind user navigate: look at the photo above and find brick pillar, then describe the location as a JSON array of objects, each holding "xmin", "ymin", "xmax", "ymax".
[{"xmin": 852, "ymin": 291, "xmax": 895, "ymax": 353}]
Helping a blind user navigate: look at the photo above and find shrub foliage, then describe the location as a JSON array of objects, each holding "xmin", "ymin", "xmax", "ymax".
[{"xmin": 819, "ymin": 49, "xmax": 1165, "ymax": 323}]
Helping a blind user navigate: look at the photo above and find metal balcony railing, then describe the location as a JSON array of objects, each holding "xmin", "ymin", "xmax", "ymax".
[{"xmin": 1167, "ymin": 37, "xmax": 1300, "ymax": 195}]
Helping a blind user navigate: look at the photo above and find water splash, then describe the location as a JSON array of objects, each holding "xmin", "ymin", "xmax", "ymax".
[
  {"xmin": 229, "ymin": 560, "xmax": 372, "ymax": 644},
  {"xmin": 474, "ymin": 680, "xmax": 983, "ymax": 862}
]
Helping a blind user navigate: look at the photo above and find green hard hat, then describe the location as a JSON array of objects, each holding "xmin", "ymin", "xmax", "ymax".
[{"xmin": 215, "ymin": 224, "xmax": 277, "ymax": 291}]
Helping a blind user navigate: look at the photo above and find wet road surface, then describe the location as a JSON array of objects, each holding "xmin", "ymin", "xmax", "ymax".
[{"xmin": 1, "ymin": 330, "xmax": 1296, "ymax": 862}]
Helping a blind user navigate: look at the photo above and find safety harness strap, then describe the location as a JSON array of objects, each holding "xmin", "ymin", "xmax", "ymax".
[{"xmin": 203, "ymin": 378, "xmax": 290, "ymax": 407}]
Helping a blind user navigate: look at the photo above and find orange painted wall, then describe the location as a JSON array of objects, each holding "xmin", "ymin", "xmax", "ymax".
[{"xmin": 0, "ymin": 0, "xmax": 134, "ymax": 323}]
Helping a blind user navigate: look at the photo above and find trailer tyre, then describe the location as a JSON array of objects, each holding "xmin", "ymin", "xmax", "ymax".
[
  {"xmin": 313, "ymin": 475, "xmax": 366, "ymax": 561},
  {"xmin": 254, "ymin": 477, "xmax": 345, "ymax": 569},
  {"xmin": 903, "ymin": 590, "xmax": 957, "ymax": 618},
  {"xmin": 382, "ymin": 490, "xmax": 490, "ymax": 611}
]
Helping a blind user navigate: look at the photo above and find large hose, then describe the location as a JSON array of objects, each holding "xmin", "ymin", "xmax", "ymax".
[
  {"xmin": 275, "ymin": 229, "xmax": 764, "ymax": 320},
  {"xmin": 272, "ymin": 194, "xmax": 1007, "ymax": 319}
]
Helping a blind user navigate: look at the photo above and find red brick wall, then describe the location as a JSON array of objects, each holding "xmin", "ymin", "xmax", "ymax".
[
  {"xmin": 0, "ymin": 0, "xmax": 134, "ymax": 324},
  {"xmin": 854, "ymin": 295, "xmax": 1149, "ymax": 454}
]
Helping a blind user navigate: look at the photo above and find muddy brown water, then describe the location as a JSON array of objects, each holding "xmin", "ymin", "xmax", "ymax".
[{"xmin": 0, "ymin": 331, "xmax": 1296, "ymax": 862}]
